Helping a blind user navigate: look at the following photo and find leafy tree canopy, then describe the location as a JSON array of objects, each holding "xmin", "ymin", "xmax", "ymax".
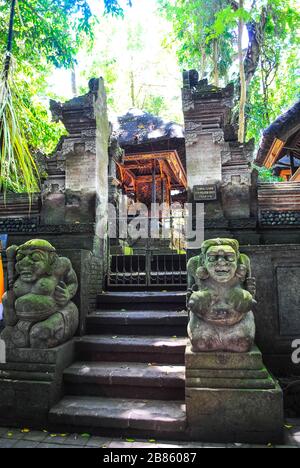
[
  {"xmin": 0, "ymin": 0, "xmax": 299, "ymax": 191},
  {"xmin": 104, "ymin": 0, "xmax": 132, "ymax": 16},
  {"xmin": 77, "ymin": 6, "xmax": 182, "ymax": 124},
  {"xmin": 0, "ymin": 0, "xmax": 131, "ymax": 159},
  {"xmin": 0, "ymin": 0, "xmax": 95, "ymax": 68},
  {"xmin": 158, "ymin": 0, "xmax": 300, "ymax": 143}
]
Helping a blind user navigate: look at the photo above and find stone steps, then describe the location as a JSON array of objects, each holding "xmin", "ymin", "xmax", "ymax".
[
  {"xmin": 49, "ymin": 396, "xmax": 187, "ymax": 439},
  {"xmin": 97, "ymin": 291, "xmax": 186, "ymax": 310},
  {"xmin": 50, "ymin": 290, "xmax": 188, "ymax": 439},
  {"xmin": 86, "ymin": 309, "xmax": 188, "ymax": 335},
  {"xmin": 76, "ymin": 335, "xmax": 188, "ymax": 364},
  {"xmin": 64, "ymin": 361, "xmax": 185, "ymax": 400}
]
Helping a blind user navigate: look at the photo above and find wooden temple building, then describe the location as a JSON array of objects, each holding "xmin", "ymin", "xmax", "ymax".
[
  {"xmin": 256, "ymin": 100, "xmax": 300, "ymax": 180},
  {"xmin": 112, "ymin": 108, "xmax": 187, "ymax": 208}
]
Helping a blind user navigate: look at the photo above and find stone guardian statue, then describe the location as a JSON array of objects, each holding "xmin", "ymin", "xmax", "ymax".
[
  {"xmin": 0, "ymin": 239, "xmax": 79, "ymax": 349},
  {"xmin": 187, "ymin": 238, "xmax": 256, "ymax": 353}
]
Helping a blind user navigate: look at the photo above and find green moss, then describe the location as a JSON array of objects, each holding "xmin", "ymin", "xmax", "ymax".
[
  {"xmin": 16, "ymin": 294, "xmax": 57, "ymax": 321},
  {"xmin": 18, "ymin": 239, "xmax": 56, "ymax": 252}
]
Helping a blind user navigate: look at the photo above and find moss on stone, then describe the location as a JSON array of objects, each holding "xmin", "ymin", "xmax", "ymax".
[{"xmin": 18, "ymin": 239, "xmax": 56, "ymax": 252}]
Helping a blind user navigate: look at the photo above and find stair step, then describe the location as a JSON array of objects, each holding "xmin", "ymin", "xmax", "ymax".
[
  {"xmin": 76, "ymin": 335, "xmax": 187, "ymax": 364},
  {"xmin": 86, "ymin": 310, "xmax": 188, "ymax": 335},
  {"xmin": 65, "ymin": 361, "xmax": 185, "ymax": 386},
  {"xmin": 88, "ymin": 310, "xmax": 188, "ymax": 324},
  {"xmin": 49, "ymin": 396, "xmax": 187, "ymax": 438},
  {"xmin": 97, "ymin": 291, "xmax": 186, "ymax": 309},
  {"xmin": 64, "ymin": 362, "xmax": 185, "ymax": 400}
]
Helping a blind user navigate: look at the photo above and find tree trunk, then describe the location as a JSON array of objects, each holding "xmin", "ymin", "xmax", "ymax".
[
  {"xmin": 244, "ymin": 6, "xmax": 269, "ymax": 87},
  {"xmin": 199, "ymin": 45, "xmax": 207, "ymax": 80},
  {"xmin": 212, "ymin": 39, "xmax": 219, "ymax": 87},
  {"xmin": 71, "ymin": 64, "xmax": 77, "ymax": 97},
  {"xmin": 4, "ymin": 0, "xmax": 17, "ymax": 81},
  {"xmin": 260, "ymin": 58, "xmax": 270, "ymax": 124},
  {"xmin": 238, "ymin": 0, "xmax": 246, "ymax": 143},
  {"xmin": 130, "ymin": 70, "xmax": 135, "ymax": 107}
]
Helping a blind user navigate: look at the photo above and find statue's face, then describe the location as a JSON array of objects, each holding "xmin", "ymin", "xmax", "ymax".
[
  {"xmin": 205, "ymin": 245, "xmax": 238, "ymax": 283},
  {"xmin": 16, "ymin": 248, "xmax": 52, "ymax": 283}
]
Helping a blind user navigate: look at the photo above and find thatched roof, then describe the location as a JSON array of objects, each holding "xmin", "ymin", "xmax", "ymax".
[
  {"xmin": 114, "ymin": 109, "xmax": 184, "ymax": 147},
  {"xmin": 256, "ymin": 100, "xmax": 300, "ymax": 165}
]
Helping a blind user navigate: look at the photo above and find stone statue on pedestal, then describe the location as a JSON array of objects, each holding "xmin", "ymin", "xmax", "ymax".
[
  {"xmin": 185, "ymin": 238, "xmax": 283, "ymax": 444},
  {"xmin": 0, "ymin": 239, "xmax": 79, "ymax": 349},
  {"xmin": 187, "ymin": 238, "xmax": 256, "ymax": 353}
]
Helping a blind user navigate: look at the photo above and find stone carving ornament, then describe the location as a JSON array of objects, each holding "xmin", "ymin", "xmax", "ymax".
[
  {"xmin": 0, "ymin": 240, "xmax": 79, "ymax": 349},
  {"xmin": 212, "ymin": 130, "xmax": 225, "ymax": 145},
  {"xmin": 187, "ymin": 238, "xmax": 256, "ymax": 353}
]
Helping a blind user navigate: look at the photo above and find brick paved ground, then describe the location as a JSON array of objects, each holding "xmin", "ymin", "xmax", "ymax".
[{"xmin": 0, "ymin": 420, "xmax": 299, "ymax": 448}]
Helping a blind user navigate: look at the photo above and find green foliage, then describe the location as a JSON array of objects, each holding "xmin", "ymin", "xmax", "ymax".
[
  {"xmin": 78, "ymin": 8, "xmax": 182, "ymax": 123},
  {"xmin": 143, "ymin": 95, "xmax": 168, "ymax": 116},
  {"xmin": 159, "ymin": 0, "xmax": 300, "ymax": 145},
  {"xmin": 104, "ymin": 0, "xmax": 132, "ymax": 16},
  {"xmin": 158, "ymin": 0, "xmax": 235, "ymax": 82},
  {"xmin": 0, "ymin": 0, "xmax": 97, "ymax": 192},
  {"xmin": 0, "ymin": 0, "xmax": 129, "ymax": 192},
  {"xmin": 0, "ymin": 0, "xmax": 94, "ymax": 69},
  {"xmin": 0, "ymin": 72, "xmax": 39, "ymax": 193},
  {"xmin": 253, "ymin": 165, "xmax": 284, "ymax": 183},
  {"xmin": 247, "ymin": 46, "xmax": 300, "ymax": 143},
  {"xmin": 207, "ymin": 6, "xmax": 250, "ymax": 41},
  {"xmin": 246, "ymin": 2, "xmax": 300, "ymax": 142},
  {"xmin": 11, "ymin": 58, "xmax": 67, "ymax": 155}
]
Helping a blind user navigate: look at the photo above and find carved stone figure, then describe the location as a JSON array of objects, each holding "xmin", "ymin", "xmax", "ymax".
[
  {"xmin": 0, "ymin": 240, "xmax": 79, "ymax": 349},
  {"xmin": 187, "ymin": 238, "xmax": 256, "ymax": 353}
]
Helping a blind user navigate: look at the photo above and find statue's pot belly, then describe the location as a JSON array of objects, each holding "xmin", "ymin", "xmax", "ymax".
[
  {"xmin": 188, "ymin": 291, "xmax": 245, "ymax": 327},
  {"xmin": 15, "ymin": 294, "xmax": 57, "ymax": 322}
]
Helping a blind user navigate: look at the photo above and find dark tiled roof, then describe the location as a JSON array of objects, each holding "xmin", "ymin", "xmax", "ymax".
[
  {"xmin": 256, "ymin": 100, "xmax": 300, "ymax": 165},
  {"xmin": 114, "ymin": 109, "xmax": 184, "ymax": 147}
]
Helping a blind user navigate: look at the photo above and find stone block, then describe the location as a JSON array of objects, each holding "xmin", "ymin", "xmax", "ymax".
[
  {"xmin": 185, "ymin": 345, "xmax": 284, "ymax": 444},
  {"xmin": 186, "ymin": 368, "xmax": 269, "ymax": 379},
  {"xmin": 186, "ymin": 385, "xmax": 284, "ymax": 444},
  {"xmin": 185, "ymin": 344, "xmax": 264, "ymax": 370},
  {"xmin": 0, "ymin": 340, "xmax": 75, "ymax": 427},
  {"xmin": 186, "ymin": 376, "xmax": 275, "ymax": 389},
  {"xmin": 5, "ymin": 340, "xmax": 74, "ymax": 369}
]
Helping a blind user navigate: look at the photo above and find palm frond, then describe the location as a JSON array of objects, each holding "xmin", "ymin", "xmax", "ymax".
[{"xmin": 0, "ymin": 53, "xmax": 39, "ymax": 196}]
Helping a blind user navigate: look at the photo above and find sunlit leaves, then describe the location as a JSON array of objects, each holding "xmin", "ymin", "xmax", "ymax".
[
  {"xmin": 247, "ymin": 45, "xmax": 300, "ymax": 143},
  {"xmin": 159, "ymin": 0, "xmax": 300, "ymax": 146},
  {"xmin": 158, "ymin": 0, "xmax": 235, "ymax": 81},
  {"xmin": 0, "ymin": 59, "xmax": 39, "ymax": 194},
  {"xmin": 0, "ymin": 0, "xmax": 94, "ymax": 69},
  {"xmin": 0, "ymin": 0, "xmax": 125, "ymax": 193},
  {"xmin": 104, "ymin": 0, "xmax": 132, "ymax": 16}
]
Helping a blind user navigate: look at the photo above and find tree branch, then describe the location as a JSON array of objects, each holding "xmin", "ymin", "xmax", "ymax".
[{"xmin": 244, "ymin": 6, "xmax": 269, "ymax": 86}]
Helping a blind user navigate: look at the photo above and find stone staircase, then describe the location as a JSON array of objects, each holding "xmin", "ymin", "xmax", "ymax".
[{"xmin": 49, "ymin": 292, "xmax": 189, "ymax": 440}]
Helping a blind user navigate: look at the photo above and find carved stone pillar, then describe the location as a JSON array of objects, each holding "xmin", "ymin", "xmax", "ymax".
[{"xmin": 182, "ymin": 72, "xmax": 256, "ymax": 222}]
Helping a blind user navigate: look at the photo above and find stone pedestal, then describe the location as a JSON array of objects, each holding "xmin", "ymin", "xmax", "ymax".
[
  {"xmin": 186, "ymin": 344, "xmax": 284, "ymax": 444},
  {"xmin": 0, "ymin": 340, "xmax": 75, "ymax": 428}
]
